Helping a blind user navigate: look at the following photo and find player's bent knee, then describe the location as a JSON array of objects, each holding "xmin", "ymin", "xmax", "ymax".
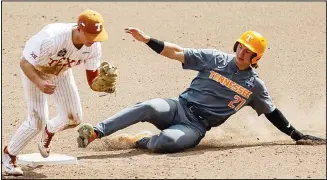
[
  {"xmin": 152, "ymin": 133, "xmax": 185, "ymax": 153},
  {"xmin": 139, "ymin": 98, "xmax": 170, "ymax": 114},
  {"xmin": 22, "ymin": 120, "xmax": 42, "ymax": 134},
  {"xmin": 29, "ymin": 110, "xmax": 46, "ymax": 131},
  {"xmin": 133, "ymin": 102, "xmax": 158, "ymax": 120}
]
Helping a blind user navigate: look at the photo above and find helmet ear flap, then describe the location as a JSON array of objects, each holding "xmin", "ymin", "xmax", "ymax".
[{"xmin": 233, "ymin": 42, "xmax": 239, "ymax": 52}]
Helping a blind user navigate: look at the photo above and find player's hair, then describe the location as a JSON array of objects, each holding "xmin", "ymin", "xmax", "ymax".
[
  {"xmin": 251, "ymin": 63, "xmax": 258, "ymax": 69},
  {"xmin": 250, "ymin": 53, "xmax": 258, "ymax": 69}
]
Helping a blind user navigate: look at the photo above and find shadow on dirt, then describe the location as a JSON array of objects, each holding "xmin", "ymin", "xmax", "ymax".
[
  {"xmin": 169, "ymin": 141, "xmax": 296, "ymax": 157},
  {"xmin": 77, "ymin": 149, "xmax": 147, "ymax": 160},
  {"xmin": 77, "ymin": 140, "xmax": 300, "ymax": 160}
]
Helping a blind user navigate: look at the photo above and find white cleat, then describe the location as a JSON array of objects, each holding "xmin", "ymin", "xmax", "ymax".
[
  {"xmin": 2, "ymin": 146, "xmax": 23, "ymax": 176},
  {"xmin": 38, "ymin": 126, "xmax": 54, "ymax": 158}
]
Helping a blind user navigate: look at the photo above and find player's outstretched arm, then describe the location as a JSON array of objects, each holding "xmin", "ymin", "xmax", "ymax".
[
  {"xmin": 264, "ymin": 108, "xmax": 326, "ymax": 145},
  {"xmin": 125, "ymin": 27, "xmax": 185, "ymax": 63}
]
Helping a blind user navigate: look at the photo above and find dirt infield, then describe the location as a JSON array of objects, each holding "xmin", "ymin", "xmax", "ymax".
[{"xmin": 1, "ymin": 2, "xmax": 326, "ymax": 179}]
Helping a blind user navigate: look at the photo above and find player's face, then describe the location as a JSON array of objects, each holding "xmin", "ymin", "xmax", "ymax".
[
  {"xmin": 235, "ymin": 43, "xmax": 255, "ymax": 67},
  {"xmin": 80, "ymin": 30, "xmax": 96, "ymax": 47}
]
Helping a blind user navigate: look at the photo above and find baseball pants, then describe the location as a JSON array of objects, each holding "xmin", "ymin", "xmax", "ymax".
[{"xmin": 94, "ymin": 98, "xmax": 207, "ymax": 153}]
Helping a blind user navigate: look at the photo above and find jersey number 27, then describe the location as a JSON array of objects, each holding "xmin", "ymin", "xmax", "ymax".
[{"xmin": 228, "ymin": 95, "xmax": 246, "ymax": 111}]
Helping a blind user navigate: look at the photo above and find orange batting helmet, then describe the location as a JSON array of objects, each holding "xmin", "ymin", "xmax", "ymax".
[{"xmin": 233, "ymin": 31, "xmax": 267, "ymax": 64}]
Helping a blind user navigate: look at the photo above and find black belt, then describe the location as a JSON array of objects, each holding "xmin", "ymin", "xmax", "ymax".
[{"xmin": 186, "ymin": 103, "xmax": 211, "ymax": 131}]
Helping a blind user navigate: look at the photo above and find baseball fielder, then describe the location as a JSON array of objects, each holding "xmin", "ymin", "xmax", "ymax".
[
  {"xmin": 2, "ymin": 10, "xmax": 117, "ymax": 176},
  {"xmin": 77, "ymin": 28, "xmax": 325, "ymax": 153}
]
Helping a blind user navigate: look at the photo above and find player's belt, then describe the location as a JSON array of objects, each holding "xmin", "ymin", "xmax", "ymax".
[{"xmin": 186, "ymin": 103, "xmax": 212, "ymax": 131}]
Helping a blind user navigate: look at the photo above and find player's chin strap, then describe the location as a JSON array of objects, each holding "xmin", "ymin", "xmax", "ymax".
[{"xmin": 264, "ymin": 108, "xmax": 303, "ymax": 141}]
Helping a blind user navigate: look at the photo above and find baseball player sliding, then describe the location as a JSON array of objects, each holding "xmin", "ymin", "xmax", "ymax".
[
  {"xmin": 77, "ymin": 27, "xmax": 325, "ymax": 153},
  {"xmin": 2, "ymin": 10, "xmax": 117, "ymax": 176}
]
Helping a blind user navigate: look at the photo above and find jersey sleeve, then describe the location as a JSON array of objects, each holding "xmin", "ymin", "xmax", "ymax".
[
  {"xmin": 22, "ymin": 34, "xmax": 56, "ymax": 66},
  {"xmin": 248, "ymin": 78, "xmax": 276, "ymax": 116},
  {"xmin": 84, "ymin": 42, "xmax": 101, "ymax": 70},
  {"xmin": 182, "ymin": 48, "xmax": 228, "ymax": 71}
]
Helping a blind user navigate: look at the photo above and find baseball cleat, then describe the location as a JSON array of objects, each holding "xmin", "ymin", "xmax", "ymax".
[
  {"xmin": 38, "ymin": 125, "xmax": 54, "ymax": 158},
  {"xmin": 2, "ymin": 146, "xmax": 23, "ymax": 176},
  {"xmin": 77, "ymin": 123, "xmax": 97, "ymax": 148}
]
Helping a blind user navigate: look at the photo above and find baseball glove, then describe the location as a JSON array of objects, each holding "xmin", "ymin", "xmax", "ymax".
[
  {"xmin": 91, "ymin": 62, "xmax": 118, "ymax": 93},
  {"xmin": 296, "ymin": 135, "xmax": 326, "ymax": 145}
]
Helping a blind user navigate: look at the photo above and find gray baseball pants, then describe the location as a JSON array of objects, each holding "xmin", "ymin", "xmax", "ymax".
[{"xmin": 94, "ymin": 97, "xmax": 207, "ymax": 153}]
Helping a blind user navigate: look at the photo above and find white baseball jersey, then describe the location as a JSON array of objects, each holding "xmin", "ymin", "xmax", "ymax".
[
  {"xmin": 23, "ymin": 23, "xmax": 101, "ymax": 76},
  {"xmin": 7, "ymin": 23, "xmax": 102, "ymax": 156}
]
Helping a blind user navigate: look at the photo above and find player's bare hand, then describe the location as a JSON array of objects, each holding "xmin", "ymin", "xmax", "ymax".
[
  {"xmin": 37, "ymin": 80, "xmax": 56, "ymax": 95},
  {"xmin": 125, "ymin": 27, "xmax": 150, "ymax": 43}
]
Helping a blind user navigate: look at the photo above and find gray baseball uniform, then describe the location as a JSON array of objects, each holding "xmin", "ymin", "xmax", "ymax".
[
  {"xmin": 94, "ymin": 48, "xmax": 276, "ymax": 153},
  {"xmin": 180, "ymin": 48, "xmax": 276, "ymax": 127}
]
